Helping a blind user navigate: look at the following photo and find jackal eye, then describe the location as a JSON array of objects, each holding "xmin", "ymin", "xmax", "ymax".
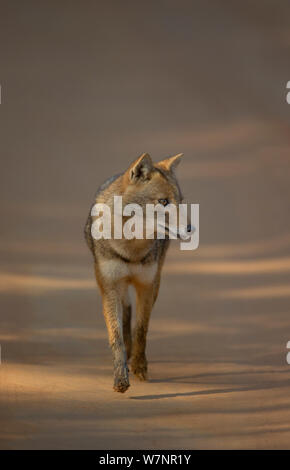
[{"xmin": 158, "ymin": 198, "xmax": 169, "ymax": 206}]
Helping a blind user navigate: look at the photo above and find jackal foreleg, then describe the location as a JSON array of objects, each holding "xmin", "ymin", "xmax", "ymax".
[
  {"xmin": 102, "ymin": 289, "xmax": 130, "ymax": 393},
  {"xmin": 131, "ymin": 282, "xmax": 155, "ymax": 381}
]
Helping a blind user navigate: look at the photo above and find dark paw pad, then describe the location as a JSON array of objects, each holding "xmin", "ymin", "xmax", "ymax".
[{"xmin": 131, "ymin": 362, "xmax": 148, "ymax": 381}]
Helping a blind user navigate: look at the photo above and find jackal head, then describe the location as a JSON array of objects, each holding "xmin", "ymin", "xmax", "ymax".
[{"xmin": 121, "ymin": 153, "xmax": 193, "ymax": 239}]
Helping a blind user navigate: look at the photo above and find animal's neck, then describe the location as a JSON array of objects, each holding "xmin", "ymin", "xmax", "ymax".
[{"xmin": 109, "ymin": 237, "xmax": 156, "ymax": 263}]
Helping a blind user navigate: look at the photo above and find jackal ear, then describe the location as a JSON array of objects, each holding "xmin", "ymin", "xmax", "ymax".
[
  {"xmin": 157, "ymin": 153, "xmax": 183, "ymax": 173},
  {"xmin": 128, "ymin": 153, "xmax": 153, "ymax": 182}
]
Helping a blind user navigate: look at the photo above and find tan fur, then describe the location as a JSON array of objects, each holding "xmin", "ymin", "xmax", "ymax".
[{"xmin": 84, "ymin": 153, "xmax": 184, "ymax": 392}]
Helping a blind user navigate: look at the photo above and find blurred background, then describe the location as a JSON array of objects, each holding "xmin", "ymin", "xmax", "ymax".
[{"xmin": 1, "ymin": 0, "xmax": 290, "ymax": 449}]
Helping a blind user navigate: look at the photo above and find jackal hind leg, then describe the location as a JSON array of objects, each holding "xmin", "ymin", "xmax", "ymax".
[
  {"xmin": 131, "ymin": 282, "xmax": 155, "ymax": 381},
  {"xmin": 122, "ymin": 288, "xmax": 132, "ymax": 361}
]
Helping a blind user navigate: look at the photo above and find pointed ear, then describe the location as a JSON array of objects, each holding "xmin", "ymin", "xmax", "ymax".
[
  {"xmin": 157, "ymin": 153, "xmax": 183, "ymax": 173},
  {"xmin": 128, "ymin": 153, "xmax": 153, "ymax": 182}
]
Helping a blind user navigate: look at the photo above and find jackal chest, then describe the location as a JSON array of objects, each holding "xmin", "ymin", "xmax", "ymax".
[{"xmin": 98, "ymin": 259, "xmax": 157, "ymax": 284}]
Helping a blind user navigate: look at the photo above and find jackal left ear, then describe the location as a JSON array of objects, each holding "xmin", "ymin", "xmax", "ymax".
[
  {"xmin": 128, "ymin": 153, "xmax": 153, "ymax": 182},
  {"xmin": 157, "ymin": 153, "xmax": 183, "ymax": 173}
]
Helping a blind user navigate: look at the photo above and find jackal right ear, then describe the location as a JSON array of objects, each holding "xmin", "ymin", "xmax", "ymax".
[
  {"xmin": 157, "ymin": 153, "xmax": 183, "ymax": 173},
  {"xmin": 128, "ymin": 153, "xmax": 153, "ymax": 182}
]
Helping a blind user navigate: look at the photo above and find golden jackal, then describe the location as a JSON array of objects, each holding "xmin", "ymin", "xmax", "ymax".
[{"xmin": 84, "ymin": 153, "xmax": 191, "ymax": 392}]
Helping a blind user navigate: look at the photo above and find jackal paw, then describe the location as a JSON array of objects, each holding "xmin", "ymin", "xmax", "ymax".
[
  {"xmin": 131, "ymin": 359, "xmax": 148, "ymax": 381},
  {"xmin": 113, "ymin": 367, "xmax": 130, "ymax": 393}
]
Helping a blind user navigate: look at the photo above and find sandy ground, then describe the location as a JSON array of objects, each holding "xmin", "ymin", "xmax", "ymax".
[
  {"xmin": 1, "ymin": 0, "xmax": 290, "ymax": 449},
  {"xmin": 1, "ymin": 205, "xmax": 290, "ymax": 449}
]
